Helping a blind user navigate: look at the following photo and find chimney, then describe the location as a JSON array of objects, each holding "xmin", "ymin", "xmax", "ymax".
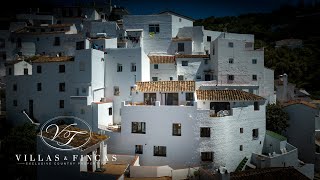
[{"xmin": 283, "ymin": 73, "xmax": 288, "ymax": 102}]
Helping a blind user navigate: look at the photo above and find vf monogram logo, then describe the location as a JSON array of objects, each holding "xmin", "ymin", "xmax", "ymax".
[{"xmin": 40, "ymin": 116, "xmax": 92, "ymax": 151}]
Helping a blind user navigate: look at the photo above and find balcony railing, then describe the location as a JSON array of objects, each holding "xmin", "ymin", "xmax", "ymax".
[{"xmin": 209, "ymin": 109, "xmax": 232, "ymax": 117}]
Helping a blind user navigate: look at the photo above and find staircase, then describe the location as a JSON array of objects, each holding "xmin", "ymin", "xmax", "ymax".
[{"xmin": 235, "ymin": 157, "xmax": 249, "ymax": 172}]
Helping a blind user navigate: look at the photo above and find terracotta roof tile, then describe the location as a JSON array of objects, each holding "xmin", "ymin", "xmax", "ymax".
[
  {"xmin": 40, "ymin": 125, "xmax": 108, "ymax": 150},
  {"xmin": 26, "ymin": 55, "xmax": 75, "ymax": 63},
  {"xmin": 172, "ymin": 37, "xmax": 192, "ymax": 42},
  {"xmin": 231, "ymin": 167, "xmax": 309, "ymax": 180},
  {"xmin": 148, "ymin": 55, "xmax": 175, "ymax": 64},
  {"xmin": 282, "ymin": 100, "xmax": 318, "ymax": 109},
  {"xmin": 196, "ymin": 90, "xmax": 265, "ymax": 101},
  {"xmin": 136, "ymin": 81, "xmax": 195, "ymax": 92},
  {"xmin": 175, "ymin": 54, "xmax": 210, "ymax": 58}
]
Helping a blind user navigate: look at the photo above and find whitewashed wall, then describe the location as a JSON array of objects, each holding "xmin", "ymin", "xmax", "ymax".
[
  {"xmin": 104, "ymin": 47, "xmax": 150, "ymax": 124},
  {"xmin": 106, "ymin": 100, "xmax": 266, "ymax": 171},
  {"xmin": 284, "ymin": 104, "xmax": 318, "ymax": 164}
]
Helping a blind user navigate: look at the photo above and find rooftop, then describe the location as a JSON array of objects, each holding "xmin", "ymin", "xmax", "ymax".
[
  {"xmin": 26, "ymin": 55, "xmax": 75, "ymax": 63},
  {"xmin": 282, "ymin": 100, "xmax": 318, "ymax": 109},
  {"xmin": 158, "ymin": 11, "xmax": 195, "ymax": 21},
  {"xmin": 266, "ymin": 130, "xmax": 287, "ymax": 141},
  {"xmin": 171, "ymin": 37, "xmax": 192, "ymax": 42},
  {"xmin": 196, "ymin": 90, "xmax": 265, "ymax": 101},
  {"xmin": 148, "ymin": 55, "xmax": 175, "ymax": 64},
  {"xmin": 135, "ymin": 81, "xmax": 195, "ymax": 92},
  {"xmin": 40, "ymin": 124, "xmax": 108, "ymax": 150},
  {"xmin": 175, "ymin": 54, "xmax": 210, "ymax": 58},
  {"xmin": 231, "ymin": 167, "xmax": 309, "ymax": 180}
]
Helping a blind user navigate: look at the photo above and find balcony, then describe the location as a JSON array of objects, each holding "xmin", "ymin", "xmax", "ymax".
[{"xmin": 209, "ymin": 109, "xmax": 232, "ymax": 117}]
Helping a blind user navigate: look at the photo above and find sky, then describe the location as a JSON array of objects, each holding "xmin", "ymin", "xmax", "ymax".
[
  {"xmin": 112, "ymin": 0, "xmax": 303, "ymax": 18},
  {"xmin": 2, "ymin": 0, "xmax": 312, "ymax": 19}
]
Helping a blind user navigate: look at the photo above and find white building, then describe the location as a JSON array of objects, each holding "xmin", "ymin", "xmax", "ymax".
[
  {"xmin": 5, "ymin": 49, "xmax": 112, "ymax": 132},
  {"xmin": 282, "ymin": 100, "xmax": 320, "ymax": 172},
  {"xmin": 104, "ymin": 47, "xmax": 150, "ymax": 124},
  {"xmin": 106, "ymin": 80, "xmax": 267, "ymax": 171},
  {"xmin": 4, "ymin": 10, "xmax": 278, "ymax": 174}
]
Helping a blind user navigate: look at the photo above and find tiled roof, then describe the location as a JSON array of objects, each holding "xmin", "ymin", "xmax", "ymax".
[
  {"xmin": 148, "ymin": 55, "xmax": 175, "ymax": 64},
  {"xmin": 40, "ymin": 124, "xmax": 108, "ymax": 150},
  {"xmin": 175, "ymin": 54, "xmax": 210, "ymax": 58},
  {"xmin": 26, "ymin": 55, "xmax": 75, "ymax": 63},
  {"xmin": 136, "ymin": 81, "xmax": 195, "ymax": 92},
  {"xmin": 282, "ymin": 100, "xmax": 318, "ymax": 109},
  {"xmin": 172, "ymin": 37, "xmax": 192, "ymax": 42},
  {"xmin": 196, "ymin": 90, "xmax": 265, "ymax": 101},
  {"xmin": 231, "ymin": 167, "xmax": 309, "ymax": 180}
]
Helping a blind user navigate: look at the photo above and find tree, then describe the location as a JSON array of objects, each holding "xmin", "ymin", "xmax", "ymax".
[
  {"xmin": 266, "ymin": 103, "xmax": 289, "ymax": 134},
  {"xmin": 2, "ymin": 123, "xmax": 37, "ymax": 179}
]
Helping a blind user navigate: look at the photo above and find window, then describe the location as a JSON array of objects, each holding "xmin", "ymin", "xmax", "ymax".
[
  {"xmin": 17, "ymin": 38, "xmax": 22, "ymax": 48},
  {"xmin": 41, "ymin": 29, "xmax": 45, "ymax": 32},
  {"xmin": 54, "ymin": 37, "xmax": 60, "ymax": 46},
  {"xmin": 152, "ymin": 77, "xmax": 158, "ymax": 81},
  {"xmin": 82, "ymin": 88, "xmax": 86, "ymax": 93},
  {"xmin": 59, "ymin": 100, "xmax": 64, "ymax": 108},
  {"xmin": 37, "ymin": 83, "xmax": 42, "ymax": 91},
  {"xmin": 109, "ymin": 108, "xmax": 112, "ymax": 116},
  {"xmin": 114, "ymin": 86, "xmax": 120, "ymax": 96},
  {"xmin": 228, "ymin": 75, "xmax": 234, "ymax": 81},
  {"xmin": 179, "ymin": 18, "xmax": 182, "ymax": 22},
  {"xmin": 135, "ymin": 145, "xmax": 143, "ymax": 154},
  {"xmin": 131, "ymin": 63, "xmax": 136, "ymax": 72},
  {"xmin": 172, "ymin": 123, "xmax": 181, "ymax": 136},
  {"xmin": 229, "ymin": 58, "xmax": 234, "ymax": 64},
  {"xmin": 154, "ymin": 146, "xmax": 166, "ymax": 157},
  {"xmin": 240, "ymin": 145, "xmax": 243, "ymax": 151},
  {"xmin": 76, "ymin": 41, "xmax": 85, "ymax": 50},
  {"xmin": 178, "ymin": 75, "xmax": 184, "ymax": 81},
  {"xmin": 252, "ymin": 75, "xmax": 257, "ymax": 81},
  {"xmin": 59, "ymin": 65, "xmax": 65, "ymax": 73},
  {"xmin": 80, "ymin": 109, "xmax": 85, "ymax": 114},
  {"xmin": 79, "ymin": 62, "xmax": 85, "ymax": 71},
  {"xmin": 8, "ymin": 68, "xmax": 12, "ymax": 75},
  {"xmin": 207, "ymin": 36, "xmax": 211, "ymax": 42},
  {"xmin": 186, "ymin": 92, "xmax": 194, "ymax": 101},
  {"xmin": 245, "ymin": 42, "xmax": 253, "ymax": 48},
  {"xmin": 24, "ymin": 68, "xmax": 28, "ymax": 75},
  {"xmin": 252, "ymin": 59, "xmax": 257, "ymax": 64},
  {"xmin": 178, "ymin": 43, "xmax": 184, "ymax": 52},
  {"xmin": 13, "ymin": 100, "xmax": 17, "ymax": 106},
  {"xmin": 196, "ymin": 75, "xmax": 201, "ymax": 80},
  {"xmin": 59, "ymin": 83, "xmax": 65, "ymax": 92},
  {"xmin": 36, "ymin": 37, "xmax": 39, "ymax": 41},
  {"xmin": 204, "ymin": 59, "xmax": 208, "ymax": 64},
  {"xmin": 240, "ymin": 128, "xmax": 243, "ymax": 134},
  {"xmin": 252, "ymin": 129, "xmax": 259, "ymax": 139},
  {"xmin": 169, "ymin": 77, "xmax": 173, "ymax": 81},
  {"xmin": 2, "ymin": 53, "xmax": 6, "ymax": 60},
  {"xmin": 117, "ymin": 63, "xmax": 122, "ymax": 72},
  {"xmin": 13, "ymin": 84, "xmax": 17, "ymax": 91},
  {"xmin": 228, "ymin": 42, "xmax": 234, "ymax": 48},
  {"xmin": 254, "ymin": 101, "xmax": 259, "ymax": 111},
  {"xmin": 132, "ymin": 122, "xmax": 146, "ymax": 134},
  {"xmin": 0, "ymin": 38, "xmax": 5, "ymax": 48},
  {"xmin": 37, "ymin": 65, "xmax": 42, "ymax": 73},
  {"xmin": 149, "ymin": 24, "xmax": 160, "ymax": 33},
  {"xmin": 182, "ymin": 61, "xmax": 188, "ymax": 66},
  {"xmin": 154, "ymin": 64, "xmax": 158, "ymax": 69},
  {"xmin": 200, "ymin": 127, "xmax": 210, "ymax": 137},
  {"xmin": 201, "ymin": 152, "xmax": 213, "ymax": 161}
]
